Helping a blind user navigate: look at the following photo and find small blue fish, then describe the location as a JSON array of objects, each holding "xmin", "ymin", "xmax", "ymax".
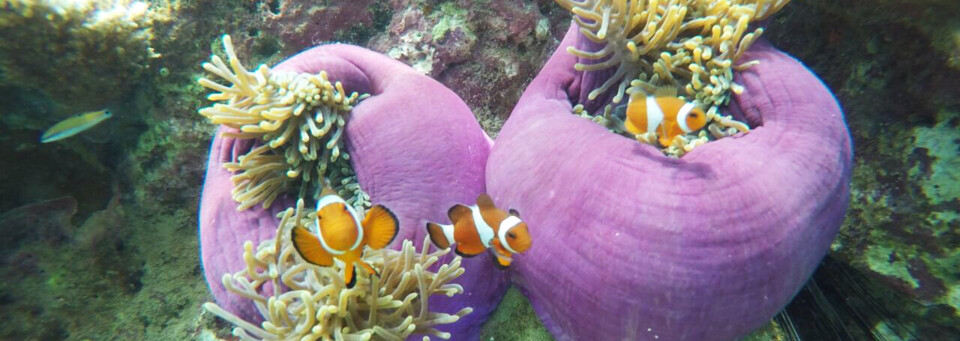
[{"xmin": 40, "ymin": 109, "xmax": 113, "ymax": 143}]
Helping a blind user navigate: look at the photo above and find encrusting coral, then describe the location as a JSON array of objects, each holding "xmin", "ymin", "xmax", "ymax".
[
  {"xmin": 556, "ymin": 0, "xmax": 789, "ymax": 155},
  {"xmin": 198, "ymin": 35, "xmax": 370, "ymax": 211},
  {"xmin": 204, "ymin": 200, "xmax": 472, "ymax": 341},
  {"xmin": 0, "ymin": 0, "xmax": 169, "ymax": 108}
]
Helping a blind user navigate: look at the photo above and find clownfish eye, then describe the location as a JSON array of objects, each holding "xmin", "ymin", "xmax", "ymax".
[
  {"xmin": 688, "ymin": 112, "xmax": 699, "ymax": 118},
  {"xmin": 508, "ymin": 232, "xmax": 517, "ymax": 239}
]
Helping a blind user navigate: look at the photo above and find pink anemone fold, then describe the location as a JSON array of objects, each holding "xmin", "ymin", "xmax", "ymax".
[
  {"xmin": 198, "ymin": 44, "xmax": 505, "ymax": 340},
  {"xmin": 486, "ymin": 25, "xmax": 853, "ymax": 341}
]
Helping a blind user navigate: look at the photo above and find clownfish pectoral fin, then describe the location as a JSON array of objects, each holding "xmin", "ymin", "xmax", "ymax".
[
  {"xmin": 509, "ymin": 208, "xmax": 520, "ymax": 218},
  {"xmin": 476, "ymin": 194, "xmax": 496, "ymax": 210},
  {"xmin": 362, "ymin": 205, "xmax": 399, "ymax": 250},
  {"xmin": 491, "ymin": 252, "xmax": 512, "ymax": 269},
  {"xmin": 426, "ymin": 222, "xmax": 454, "ymax": 249},
  {"xmin": 358, "ymin": 260, "xmax": 379, "ymax": 277},
  {"xmin": 453, "ymin": 236, "xmax": 487, "ymax": 258},
  {"xmin": 344, "ymin": 264, "xmax": 358, "ymax": 289},
  {"xmin": 291, "ymin": 226, "xmax": 334, "ymax": 267}
]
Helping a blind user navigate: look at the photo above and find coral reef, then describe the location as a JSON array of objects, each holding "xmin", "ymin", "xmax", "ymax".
[
  {"xmin": 204, "ymin": 200, "xmax": 471, "ymax": 341},
  {"xmin": 1, "ymin": 0, "xmax": 956, "ymax": 339},
  {"xmin": 368, "ymin": 0, "xmax": 568, "ymax": 135},
  {"xmin": 0, "ymin": 195, "xmax": 212, "ymax": 340},
  {"xmin": 487, "ymin": 22, "xmax": 851, "ymax": 340},
  {"xmin": 764, "ymin": 1, "xmax": 960, "ymax": 337},
  {"xmin": 0, "ymin": 0, "xmax": 169, "ymax": 109},
  {"xmin": 198, "ymin": 35, "xmax": 369, "ymax": 211}
]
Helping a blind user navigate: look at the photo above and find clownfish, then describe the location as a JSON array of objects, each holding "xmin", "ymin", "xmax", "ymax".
[
  {"xmin": 290, "ymin": 188, "xmax": 399, "ymax": 288},
  {"xmin": 623, "ymin": 90, "xmax": 707, "ymax": 147},
  {"xmin": 40, "ymin": 109, "xmax": 113, "ymax": 143},
  {"xmin": 425, "ymin": 194, "xmax": 532, "ymax": 268}
]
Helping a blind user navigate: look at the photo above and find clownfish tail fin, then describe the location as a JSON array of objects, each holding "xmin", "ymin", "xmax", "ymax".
[{"xmin": 426, "ymin": 222, "xmax": 454, "ymax": 249}]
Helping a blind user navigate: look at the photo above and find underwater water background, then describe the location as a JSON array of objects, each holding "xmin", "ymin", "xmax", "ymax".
[{"xmin": 0, "ymin": 0, "xmax": 958, "ymax": 340}]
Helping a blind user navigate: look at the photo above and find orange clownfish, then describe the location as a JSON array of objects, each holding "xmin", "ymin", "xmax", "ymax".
[
  {"xmin": 291, "ymin": 188, "xmax": 399, "ymax": 288},
  {"xmin": 425, "ymin": 194, "xmax": 532, "ymax": 268},
  {"xmin": 623, "ymin": 91, "xmax": 708, "ymax": 147}
]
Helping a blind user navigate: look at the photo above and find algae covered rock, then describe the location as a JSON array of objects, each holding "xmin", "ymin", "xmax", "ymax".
[{"xmin": 0, "ymin": 0, "xmax": 169, "ymax": 109}]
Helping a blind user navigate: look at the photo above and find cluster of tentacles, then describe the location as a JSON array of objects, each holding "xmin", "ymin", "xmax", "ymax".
[
  {"xmin": 556, "ymin": 0, "xmax": 789, "ymax": 155},
  {"xmin": 198, "ymin": 35, "xmax": 369, "ymax": 210}
]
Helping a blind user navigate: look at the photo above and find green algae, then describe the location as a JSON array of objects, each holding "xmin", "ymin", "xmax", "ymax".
[
  {"xmin": 0, "ymin": 198, "xmax": 211, "ymax": 340},
  {"xmin": 910, "ymin": 111, "xmax": 960, "ymax": 206},
  {"xmin": 431, "ymin": 2, "xmax": 474, "ymax": 43},
  {"xmin": 480, "ymin": 286, "xmax": 553, "ymax": 341},
  {"xmin": 865, "ymin": 245, "xmax": 920, "ymax": 290}
]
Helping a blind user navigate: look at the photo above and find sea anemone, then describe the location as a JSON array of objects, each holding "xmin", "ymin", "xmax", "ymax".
[
  {"xmin": 199, "ymin": 37, "xmax": 506, "ymax": 340},
  {"xmin": 198, "ymin": 35, "xmax": 369, "ymax": 211},
  {"xmin": 203, "ymin": 200, "xmax": 471, "ymax": 341},
  {"xmin": 487, "ymin": 22, "xmax": 852, "ymax": 341},
  {"xmin": 556, "ymin": 0, "xmax": 789, "ymax": 154}
]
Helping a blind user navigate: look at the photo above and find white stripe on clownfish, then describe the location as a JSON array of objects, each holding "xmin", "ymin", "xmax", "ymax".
[
  {"xmin": 470, "ymin": 204, "xmax": 495, "ymax": 248},
  {"xmin": 644, "ymin": 95, "xmax": 664, "ymax": 134},
  {"xmin": 676, "ymin": 102, "xmax": 698, "ymax": 133},
  {"xmin": 498, "ymin": 216, "xmax": 523, "ymax": 254}
]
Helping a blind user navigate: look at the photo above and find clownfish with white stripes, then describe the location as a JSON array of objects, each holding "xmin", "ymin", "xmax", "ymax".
[
  {"xmin": 623, "ymin": 88, "xmax": 708, "ymax": 147},
  {"xmin": 425, "ymin": 194, "xmax": 532, "ymax": 268},
  {"xmin": 291, "ymin": 188, "xmax": 399, "ymax": 288}
]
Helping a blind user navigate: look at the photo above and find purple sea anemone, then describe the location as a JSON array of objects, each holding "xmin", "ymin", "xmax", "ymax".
[
  {"xmin": 198, "ymin": 43, "xmax": 506, "ymax": 339},
  {"xmin": 486, "ymin": 25, "xmax": 853, "ymax": 341}
]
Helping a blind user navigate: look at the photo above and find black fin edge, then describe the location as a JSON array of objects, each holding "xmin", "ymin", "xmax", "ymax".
[
  {"xmin": 375, "ymin": 204, "xmax": 400, "ymax": 248},
  {"xmin": 346, "ymin": 265, "xmax": 358, "ymax": 289},
  {"xmin": 455, "ymin": 247, "xmax": 480, "ymax": 258}
]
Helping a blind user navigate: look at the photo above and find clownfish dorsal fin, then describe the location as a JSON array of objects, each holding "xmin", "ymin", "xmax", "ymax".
[
  {"xmin": 509, "ymin": 209, "xmax": 520, "ymax": 218},
  {"xmin": 319, "ymin": 187, "xmax": 337, "ymax": 198},
  {"xmin": 447, "ymin": 204, "xmax": 472, "ymax": 225},
  {"xmin": 652, "ymin": 86, "xmax": 677, "ymax": 98},
  {"xmin": 476, "ymin": 194, "xmax": 496, "ymax": 211}
]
